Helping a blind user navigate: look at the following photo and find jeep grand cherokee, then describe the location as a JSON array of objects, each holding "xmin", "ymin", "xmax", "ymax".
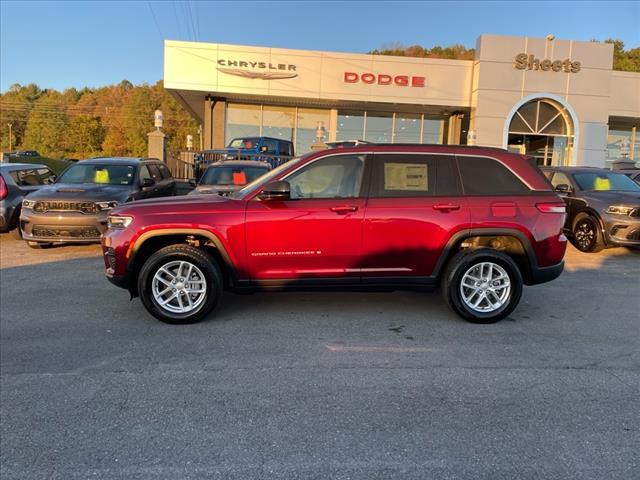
[{"xmin": 102, "ymin": 145, "xmax": 567, "ymax": 324}]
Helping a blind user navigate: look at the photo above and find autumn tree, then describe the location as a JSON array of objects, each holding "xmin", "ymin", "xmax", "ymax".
[
  {"xmin": 23, "ymin": 103, "xmax": 68, "ymax": 158},
  {"xmin": 68, "ymin": 115, "xmax": 105, "ymax": 158}
]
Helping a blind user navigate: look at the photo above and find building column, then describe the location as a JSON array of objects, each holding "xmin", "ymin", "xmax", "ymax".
[
  {"xmin": 203, "ymin": 98, "xmax": 214, "ymax": 150},
  {"xmin": 202, "ymin": 97, "xmax": 226, "ymax": 150},
  {"xmin": 447, "ymin": 113, "xmax": 464, "ymax": 145},
  {"xmin": 212, "ymin": 100, "xmax": 226, "ymax": 148}
]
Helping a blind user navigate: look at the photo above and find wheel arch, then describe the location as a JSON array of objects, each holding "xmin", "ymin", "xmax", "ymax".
[
  {"xmin": 433, "ymin": 228, "xmax": 538, "ymax": 284},
  {"xmin": 127, "ymin": 228, "xmax": 238, "ymax": 291}
]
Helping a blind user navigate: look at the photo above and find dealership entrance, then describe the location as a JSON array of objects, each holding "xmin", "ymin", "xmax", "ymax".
[{"xmin": 507, "ymin": 98, "xmax": 574, "ymax": 166}]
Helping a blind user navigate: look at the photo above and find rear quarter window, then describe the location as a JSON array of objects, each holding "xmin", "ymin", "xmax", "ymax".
[
  {"xmin": 10, "ymin": 169, "xmax": 44, "ymax": 186},
  {"xmin": 458, "ymin": 156, "xmax": 530, "ymax": 195}
]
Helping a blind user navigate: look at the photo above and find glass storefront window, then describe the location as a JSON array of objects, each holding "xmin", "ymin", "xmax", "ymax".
[
  {"xmin": 365, "ymin": 111, "xmax": 393, "ymax": 143},
  {"xmin": 296, "ymin": 108, "xmax": 331, "ymax": 154},
  {"xmin": 607, "ymin": 128, "xmax": 635, "ymax": 162},
  {"xmin": 394, "ymin": 113, "xmax": 422, "ymax": 143},
  {"xmin": 423, "ymin": 119, "xmax": 443, "ymax": 144},
  {"xmin": 225, "ymin": 104, "xmax": 261, "ymax": 145},
  {"xmin": 262, "ymin": 106, "xmax": 295, "ymax": 142},
  {"xmin": 336, "ymin": 111, "xmax": 365, "ymax": 141}
]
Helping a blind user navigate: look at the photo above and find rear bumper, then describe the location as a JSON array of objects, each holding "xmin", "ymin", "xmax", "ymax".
[{"xmin": 526, "ymin": 261, "xmax": 564, "ymax": 286}]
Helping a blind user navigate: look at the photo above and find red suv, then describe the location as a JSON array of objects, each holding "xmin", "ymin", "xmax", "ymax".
[{"xmin": 101, "ymin": 145, "xmax": 567, "ymax": 324}]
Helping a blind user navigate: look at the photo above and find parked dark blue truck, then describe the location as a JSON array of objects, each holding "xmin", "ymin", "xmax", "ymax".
[{"xmin": 194, "ymin": 137, "xmax": 294, "ymax": 180}]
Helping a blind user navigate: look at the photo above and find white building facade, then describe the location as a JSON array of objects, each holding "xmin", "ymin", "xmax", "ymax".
[{"xmin": 164, "ymin": 34, "xmax": 640, "ymax": 167}]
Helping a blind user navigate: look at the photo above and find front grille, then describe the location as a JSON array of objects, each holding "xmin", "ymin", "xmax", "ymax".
[
  {"xmin": 33, "ymin": 201, "xmax": 97, "ymax": 214},
  {"xmin": 627, "ymin": 229, "xmax": 640, "ymax": 241},
  {"xmin": 32, "ymin": 225, "xmax": 101, "ymax": 239}
]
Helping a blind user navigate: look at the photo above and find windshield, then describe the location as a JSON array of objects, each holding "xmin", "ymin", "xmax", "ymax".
[
  {"xmin": 58, "ymin": 164, "xmax": 135, "ymax": 185},
  {"xmin": 230, "ymin": 155, "xmax": 308, "ymax": 199},
  {"xmin": 573, "ymin": 172, "xmax": 640, "ymax": 192},
  {"xmin": 227, "ymin": 138, "xmax": 260, "ymax": 149},
  {"xmin": 200, "ymin": 165, "xmax": 270, "ymax": 186}
]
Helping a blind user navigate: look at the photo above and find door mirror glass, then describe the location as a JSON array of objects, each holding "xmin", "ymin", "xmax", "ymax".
[
  {"xmin": 554, "ymin": 183, "xmax": 573, "ymax": 194},
  {"xmin": 259, "ymin": 181, "xmax": 290, "ymax": 200}
]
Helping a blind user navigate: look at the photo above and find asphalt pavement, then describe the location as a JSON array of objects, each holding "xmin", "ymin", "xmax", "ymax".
[{"xmin": 1, "ymin": 234, "xmax": 639, "ymax": 479}]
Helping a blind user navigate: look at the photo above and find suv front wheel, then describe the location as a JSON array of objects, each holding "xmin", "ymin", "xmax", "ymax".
[
  {"xmin": 441, "ymin": 248, "xmax": 523, "ymax": 323},
  {"xmin": 138, "ymin": 244, "xmax": 223, "ymax": 324}
]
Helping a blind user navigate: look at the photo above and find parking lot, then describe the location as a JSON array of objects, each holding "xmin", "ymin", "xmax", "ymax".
[{"xmin": 1, "ymin": 233, "xmax": 638, "ymax": 479}]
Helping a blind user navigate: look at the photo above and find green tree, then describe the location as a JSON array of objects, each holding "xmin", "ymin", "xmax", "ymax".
[
  {"xmin": 68, "ymin": 115, "xmax": 105, "ymax": 158},
  {"xmin": 23, "ymin": 103, "xmax": 69, "ymax": 157}
]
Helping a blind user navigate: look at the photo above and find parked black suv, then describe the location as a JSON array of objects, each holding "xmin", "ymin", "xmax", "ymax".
[
  {"xmin": 20, "ymin": 157, "xmax": 175, "ymax": 248},
  {"xmin": 542, "ymin": 167, "xmax": 640, "ymax": 252},
  {"xmin": 0, "ymin": 163, "xmax": 57, "ymax": 238}
]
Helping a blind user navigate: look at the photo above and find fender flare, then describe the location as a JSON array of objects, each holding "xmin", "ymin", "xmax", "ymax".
[
  {"xmin": 432, "ymin": 228, "xmax": 538, "ymax": 282},
  {"xmin": 127, "ymin": 228, "xmax": 238, "ymax": 278}
]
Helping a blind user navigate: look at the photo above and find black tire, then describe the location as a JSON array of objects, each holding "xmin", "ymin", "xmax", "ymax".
[
  {"xmin": 27, "ymin": 241, "xmax": 53, "ymax": 249},
  {"xmin": 571, "ymin": 213, "xmax": 605, "ymax": 253},
  {"xmin": 137, "ymin": 244, "xmax": 223, "ymax": 324},
  {"xmin": 441, "ymin": 248, "xmax": 523, "ymax": 324}
]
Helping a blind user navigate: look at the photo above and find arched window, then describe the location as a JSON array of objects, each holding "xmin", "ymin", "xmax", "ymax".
[{"xmin": 507, "ymin": 98, "xmax": 574, "ymax": 166}]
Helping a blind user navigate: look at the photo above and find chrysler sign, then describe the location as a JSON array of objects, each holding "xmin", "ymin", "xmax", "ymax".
[{"xmin": 217, "ymin": 59, "xmax": 298, "ymax": 80}]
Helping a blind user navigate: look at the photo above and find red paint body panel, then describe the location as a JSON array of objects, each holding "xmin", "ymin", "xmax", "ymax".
[
  {"xmin": 361, "ymin": 196, "xmax": 471, "ymax": 276},
  {"xmin": 102, "ymin": 145, "xmax": 567, "ymax": 289},
  {"xmin": 245, "ymin": 198, "xmax": 366, "ymax": 279}
]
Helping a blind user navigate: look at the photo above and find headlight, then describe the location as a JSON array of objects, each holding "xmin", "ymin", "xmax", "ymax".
[
  {"xmin": 96, "ymin": 201, "xmax": 119, "ymax": 211},
  {"xmin": 606, "ymin": 205, "xmax": 637, "ymax": 216},
  {"xmin": 22, "ymin": 199, "xmax": 36, "ymax": 209},
  {"xmin": 107, "ymin": 215, "xmax": 133, "ymax": 229}
]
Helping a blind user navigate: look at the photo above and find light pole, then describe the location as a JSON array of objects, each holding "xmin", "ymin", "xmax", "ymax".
[{"xmin": 7, "ymin": 123, "xmax": 12, "ymax": 151}]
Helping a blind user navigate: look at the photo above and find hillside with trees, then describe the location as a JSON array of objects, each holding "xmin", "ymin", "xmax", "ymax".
[{"xmin": 0, "ymin": 81, "xmax": 198, "ymax": 159}]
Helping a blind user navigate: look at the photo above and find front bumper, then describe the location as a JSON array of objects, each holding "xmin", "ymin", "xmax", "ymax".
[
  {"xmin": 603, "ymin": 214, "xmax": 640, "ymax": 247},
  {"xmin": 20, "ymin": 209, "xmax": 108, "ymax": 243}
]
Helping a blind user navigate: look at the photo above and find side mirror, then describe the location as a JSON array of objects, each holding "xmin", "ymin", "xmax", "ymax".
[
  {"xmin": 188, "ymin": 179, "xmax": 197, "ymax": 187},
  {"xmin": 554, "ymin": 183, "xmax": 573, "ymax": 194},
  {"xmin": 259, "ymin": 181, "xmax": 290, "ymax": 200},
  {"xmin": 47, "ymin": 175, "xmax": 57, "ymax": 184},
  {"xmin": 140, "ymin": 178, "xmax": 156, "ymax": 189}
]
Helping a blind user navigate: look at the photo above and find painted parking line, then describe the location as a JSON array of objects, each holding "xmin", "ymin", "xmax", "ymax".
[{"xmin": 326, "ymin": 345, "xmax": 434, "ymax": 353}]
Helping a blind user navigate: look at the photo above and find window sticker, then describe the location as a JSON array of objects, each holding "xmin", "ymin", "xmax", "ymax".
[{"xmin": 384, "ymin": 163, "xmax": 428, "ymax": 191}]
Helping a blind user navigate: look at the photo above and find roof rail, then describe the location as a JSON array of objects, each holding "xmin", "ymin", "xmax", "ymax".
[{"xmin": 366, "ymin": 143, "xmax": 509, "ymax": 152}]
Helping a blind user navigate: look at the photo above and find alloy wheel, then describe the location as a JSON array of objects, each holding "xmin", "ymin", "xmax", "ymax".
[
  {"xmin": 152, "ymin": 260, "xmax": 207, "ymax": 314},
  {"xmin": 459, "ymin": 262, "xmax": 511, "ymax": 313},
  {"xmin": 575, "ymin": 220, "xmax": 595, "ymax": 251}
]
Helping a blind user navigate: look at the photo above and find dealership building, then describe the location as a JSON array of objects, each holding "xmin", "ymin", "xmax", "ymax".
[{"xmin": 164, "ymin": 34, "xmax": 640, "ymax": 167}]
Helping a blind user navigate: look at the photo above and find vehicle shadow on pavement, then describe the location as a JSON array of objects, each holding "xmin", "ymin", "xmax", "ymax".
[{"xmin": 1, "ymin": 245, "xmax": 638, "ymax": 331}]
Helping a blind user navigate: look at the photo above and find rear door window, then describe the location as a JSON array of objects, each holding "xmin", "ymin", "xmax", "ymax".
[
  {"xmin": 370, "ymin": 154, "xmax": 461, "ymax": 198},
  {"xmin": 147, "ymin": 164, "xmax": 163, "ymax": 182},
  {"xmin": 457, "ymin": 156, "xmax": 529, "ymax": 195},
  {"xmin": 10, "ymin": 169, "xmax": 43, "ymax": 186},
  {"xmin": 158, "ymin": 164, "xmax": 172, "ymax": 179}
]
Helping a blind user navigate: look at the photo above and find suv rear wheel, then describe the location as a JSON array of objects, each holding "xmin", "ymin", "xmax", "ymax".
[
  {"xmin": 441, "ymin": 248, "xmax": 523, "ymax": 323},
  {"xmin": 138, "ymin": 244, "xmax": 223, "ymax": 324}
]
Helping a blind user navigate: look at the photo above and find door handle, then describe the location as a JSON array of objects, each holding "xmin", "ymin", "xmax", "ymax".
[
  {"xmin": 432, "ymin": 204, "xmax": 460, "ymax": 211},
  {"xmin": 330, "ymin": 205, "xmax": 358, "ymax": 214}
]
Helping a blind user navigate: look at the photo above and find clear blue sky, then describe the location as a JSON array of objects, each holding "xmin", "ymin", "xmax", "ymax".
[{"xmin": 1, "ymin": 0, "xmax": 639, "ymax": 92}]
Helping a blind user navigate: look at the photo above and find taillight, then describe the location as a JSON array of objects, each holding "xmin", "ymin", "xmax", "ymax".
[
  {"xmin": 0, "ymin": 175, "xmax": 7, "ymax": 200},
  {"xmin": 536, "ymin": 202, "xmax": 566, "ymax": 213}
]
